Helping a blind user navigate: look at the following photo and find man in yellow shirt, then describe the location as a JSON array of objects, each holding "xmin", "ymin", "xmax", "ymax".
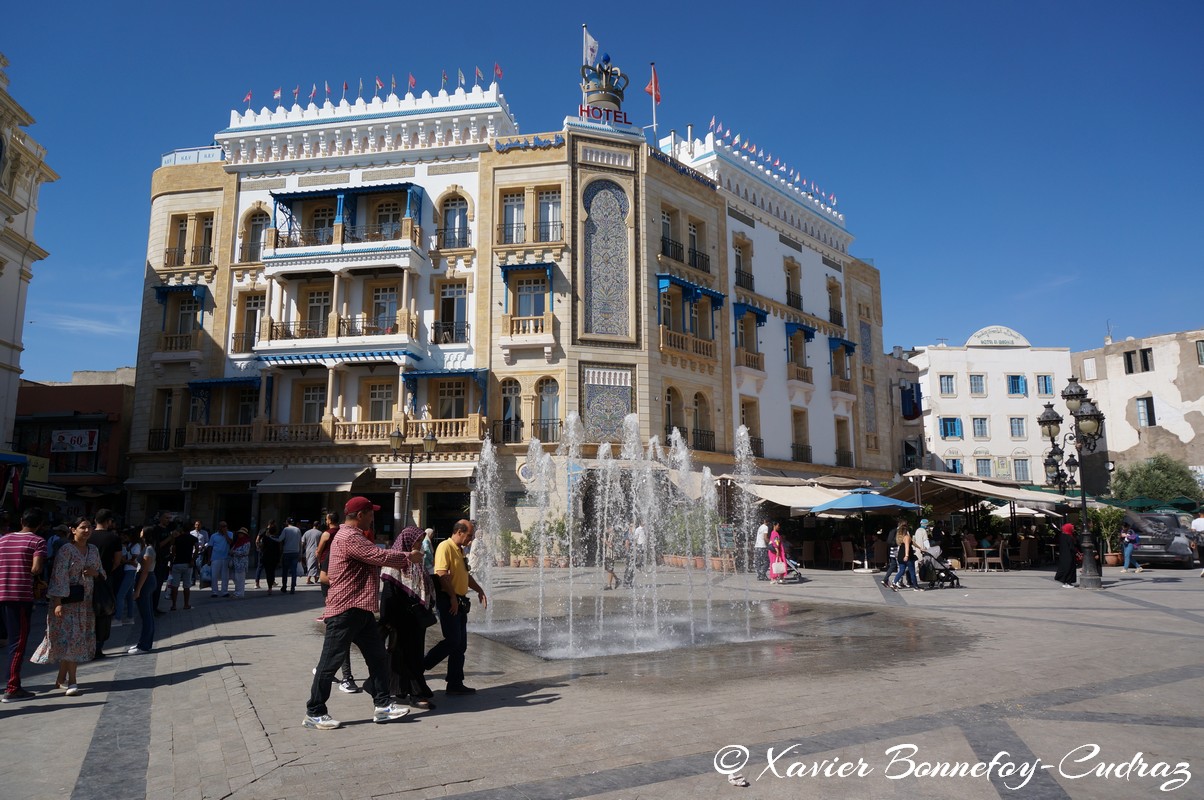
[{"xmin": 423, "ymin": 520, "xmax": 487, "ymax": 695}]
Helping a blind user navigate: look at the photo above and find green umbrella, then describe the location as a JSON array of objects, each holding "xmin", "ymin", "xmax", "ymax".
[{"xmin": 1121, "ymin": 496, "xmax": 1161, "ymax": 510}]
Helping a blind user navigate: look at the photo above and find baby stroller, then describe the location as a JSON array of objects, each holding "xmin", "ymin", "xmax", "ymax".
[
  {"xmin": 918, "ymin": 548, "xmax": 961, "ymax": 589},
  {"xmin": 784, "ymin": 558, "xmax": 806, "ymax": 583}
]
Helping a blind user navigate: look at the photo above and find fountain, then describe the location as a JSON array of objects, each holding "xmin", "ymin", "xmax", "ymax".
[{"xmin": 475, "ymin": 413, "xmax": 777, "ymax": 659}]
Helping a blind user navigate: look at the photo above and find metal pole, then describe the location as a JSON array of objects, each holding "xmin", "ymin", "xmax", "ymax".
[
  {"xmin": 402, "ymin": 444, "xmax": 415, "ymax": 528},
  {"xmin": 1077, "ymin": 436, "xmax": 1102, "ymax": 590}
]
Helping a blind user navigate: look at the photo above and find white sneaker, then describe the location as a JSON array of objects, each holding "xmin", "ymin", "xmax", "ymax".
[
  {"xmin": 338, "ymin": 679, "xmax": 361, "ymax": 694},
  {"xmin": 64, "ymin": 684, "xmax": 81, "ymax": 696},
  {"xmin": 372, "ymin": 703, "xmax": 410, "ymax": 723},
  {"xmin": 302, "ymin": 714, "xmax": 341, "ymax": 730},
  {"xmin": 127, "ymin": 646, "xmax": 149, "ymax": 655}
]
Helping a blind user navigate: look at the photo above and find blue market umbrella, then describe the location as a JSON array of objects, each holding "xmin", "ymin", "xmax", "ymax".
[{"xmin": 809, "ymin": 489, "xmax": 922, "ymax": 572}]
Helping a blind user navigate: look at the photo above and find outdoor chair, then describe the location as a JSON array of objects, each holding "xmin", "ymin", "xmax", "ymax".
[
  {"xmin": 962, "ymin": 537, "xmax": 983, "ymax": 570},
  {"xmin": 984, "ymin": 544, "xmax": 1005, "ymax": 572},
  {"xmin": 841, "ymin": 540, "xmax": 857, "ymax": 570},
  {"xmin": 799, "ymin": 541, "xmax": 815, "ymax": 568}
]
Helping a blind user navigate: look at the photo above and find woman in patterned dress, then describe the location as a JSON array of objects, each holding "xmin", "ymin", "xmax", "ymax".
[
  {"xmin": 32, "ymin": 517, "xmax": 103, "ymax": 695},
  {"xmin": 230, "ymin": 527, "xmax": 252, "ymax": 598}
]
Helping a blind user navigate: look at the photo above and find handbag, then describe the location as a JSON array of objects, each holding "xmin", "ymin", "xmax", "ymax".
[
  {"xmin": 407, "ymin": 594, "xmax": 438, "ymax": 629},
  {"xmin": 93, "ymin": 575, "xmax": 117, "ymax": 616},
  {"xmin": 770, "ymin": 561, "xmax": 787, "ymax": 577},
  {"xmin": 61, "ymin": 583, "xmax": 86, "ymax": 604}
]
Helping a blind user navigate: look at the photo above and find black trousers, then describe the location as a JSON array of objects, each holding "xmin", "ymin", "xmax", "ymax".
[
  {"xmin": 424, "ymin": 591, "xmax": 468, "ymax": 687},
  {"xmin": 307, "ymin": 608, "xmax": 392, "ymax": 716}
]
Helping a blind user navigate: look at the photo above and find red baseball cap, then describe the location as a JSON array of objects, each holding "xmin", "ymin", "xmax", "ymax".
[{"xmin": 344, "ymin": 496, "xmax": 381, "ymax": 515}]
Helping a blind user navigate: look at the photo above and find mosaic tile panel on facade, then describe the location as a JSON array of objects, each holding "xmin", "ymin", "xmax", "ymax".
[{"xmin": 581, "ymin": 179, "xmax": 630, "ymax": 337}]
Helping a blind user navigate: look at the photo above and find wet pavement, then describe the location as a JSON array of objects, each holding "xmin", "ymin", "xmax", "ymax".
[{"xmin": 2, "ymin": 564, "xmax": 1201, "ymax": 799}]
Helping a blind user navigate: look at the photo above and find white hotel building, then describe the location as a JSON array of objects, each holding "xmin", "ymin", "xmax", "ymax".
[{"xmin": 909, "ymin": 326, "xmax": 1072, "ymax": 483}]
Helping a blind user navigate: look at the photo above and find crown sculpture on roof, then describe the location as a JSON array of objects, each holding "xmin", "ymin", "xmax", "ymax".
[{"xmin": 581, "ymin": 53, "xmax": 628, "ymax": 112}]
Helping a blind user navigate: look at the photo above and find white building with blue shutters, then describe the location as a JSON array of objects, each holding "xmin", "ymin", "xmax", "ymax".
[{"xmin": 908, "ymin": 326, "xmax": 1071, "ymax": 483}]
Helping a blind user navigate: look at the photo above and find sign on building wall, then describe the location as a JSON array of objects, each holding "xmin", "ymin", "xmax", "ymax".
[
  {"xmin": 51, "ymin": 430, "xmax": 99, "ymax": 453},
  {"xmin": 994, "ymin": 457, "xmax": 1011, "ymax": 478}
]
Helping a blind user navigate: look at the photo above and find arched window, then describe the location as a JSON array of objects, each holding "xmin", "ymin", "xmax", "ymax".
[
  {"xmin": 441, "ymin": 196, "xmax": 469, "ymax": 248},
  {"xmin": 244, "ymin": 211, "xmax": 270, "ymax": 262},
  {"xmin": 692, "ymin": 393, "xmax": 714, "ymax": 451},
  {"xmin": 500, "ymin": 378, "xmax": 522, "ymax": 443},
  {"xmin": 536, "ymin": 377, "xmax": 560, "ymax": 442},
  {"xmin": 664, "ymin": 387, "xmax": 684, "ymax": 440}
]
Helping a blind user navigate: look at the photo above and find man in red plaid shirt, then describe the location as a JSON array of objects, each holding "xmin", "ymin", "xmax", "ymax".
[{"xmin": 304, "ymin": 496, "xmax": 411, "ymax": 730}]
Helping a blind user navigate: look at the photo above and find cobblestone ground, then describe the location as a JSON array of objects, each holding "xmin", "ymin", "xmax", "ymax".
[{"xmin": 3, "ymin": 564, "xmax": 1202, "ymax": 800}]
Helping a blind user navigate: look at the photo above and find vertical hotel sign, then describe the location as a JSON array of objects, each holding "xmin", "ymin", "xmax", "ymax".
[{"xmin": 51, "ymin": 430, "xmax": 99, "ymax": 453}]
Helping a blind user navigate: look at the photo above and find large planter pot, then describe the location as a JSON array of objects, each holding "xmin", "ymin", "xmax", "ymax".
[
  {"xmin": 523, "ymin": 557, "xmax": 537, "ymax": 568},
  {"xmin": 557, "ymin": 557, "xmax": 569, "ymax": 568},
  {"xmin": 509, "ymin": 556, "xmax": 521, "ymax": 568},
  {"xmin": 1104, "ymin": 552, "xmax": 1122, "ymax": 567},
  {"xmin": 710, "ymin": 557, "xmax": 728, "ymax": 572},
  {"xmin": 693, "ymin": 556, "xmax": 707, "ymax": 570}
]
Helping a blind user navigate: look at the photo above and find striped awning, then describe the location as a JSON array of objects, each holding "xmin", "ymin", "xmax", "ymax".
[{"xmin": 258, "ymin": 350, "xmax": 421, "ymax": 367}]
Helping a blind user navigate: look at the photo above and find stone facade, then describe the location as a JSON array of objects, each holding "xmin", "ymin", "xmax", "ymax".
[
  {"xmin": 0, "ymin": 53, "xmax": 58, "ymax": 450},
  {"xmin": 1073, "ymin": 330, "xmax": 1204, "ymax": 488}
]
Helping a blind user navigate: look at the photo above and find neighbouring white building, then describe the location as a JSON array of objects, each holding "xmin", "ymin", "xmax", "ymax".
[
  {"xmin": 909, "ymin": 326, "xmax": 1072, "ymax": 484},
  {"xmin": 1073, "ymin": 329, "xmax": 1204, "ymax": 487},
  {"xmin": 0, "ymin": 53, "xmax": 58, "ymax": 451}
]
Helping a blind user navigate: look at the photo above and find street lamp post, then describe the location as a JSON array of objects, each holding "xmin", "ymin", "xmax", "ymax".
[
  {"xmin": 1037, "ymin": 376, "xmax": 1106, "ymax": 590},
  {"xmin": 389, "ymin": 426, "xmax": 438, "ymax": 534}
]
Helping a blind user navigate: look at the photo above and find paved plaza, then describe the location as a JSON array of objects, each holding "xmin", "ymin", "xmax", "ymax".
[{"xmin": 2, "ymin": 563, "xmax": 1202, "ymax": 800}]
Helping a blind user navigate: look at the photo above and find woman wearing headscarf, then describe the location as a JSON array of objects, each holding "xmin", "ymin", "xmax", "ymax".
[
  {"xmin": 230, "ymin": 527, "xmax": 252, "ymax": 598},
  {"xmin": 31, "ymin": 517, "xmax": 104, "ymax": 694},
  {"xmin": 374, "ymin": 525, "xmax": 436, "ymax": 709},
  {"xmin": 766, "ymin": 522, "xmax": 788, "ymax": 584},
  {"xmin": 1055, "ymin": 522, "xmax": 1081, "ymax": 587}
]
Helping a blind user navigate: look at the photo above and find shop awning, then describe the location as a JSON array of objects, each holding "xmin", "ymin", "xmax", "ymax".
[
  {"xmin": 881, "ymin": 469, "xmax": 1071, "ymax": 514},
  {"xmin": 375, "ymin": 462, "xmax": 478, "ymax": 481},
  {"xmin": 181, "ymin": 466, "xmax": 274, "ymax": 482},
  {"xmin": 0, "ymin": 451, "xmax": 29, "ymax": 466},
  {"xmin": 23, "ymin": 481, "xmax": 67, "ymax": 501},
  {"xmin": 743, "ymin": 482, "xmax": 846, "ymax": 510},
  {"xmin": 124, "ymin": 477, "xmax": 184, "ymax": 491},
  {"xmin": 254, "ymin": 465, "xmax": 369, "ymax": 493}
]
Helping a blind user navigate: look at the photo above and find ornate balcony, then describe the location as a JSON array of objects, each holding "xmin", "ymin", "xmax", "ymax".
[
  {"xmin": 404, "ymin": 415, "xmax": 487, "ymax": 441},
  {"xmin": 432, "ymin": 321, "xmax": 469, "ymax": 344},
  {"xmin": 692, "ymin": 428, "xmax": 716, "ymax": 452},
  {"xmin": 749, "ymin": 437, "xmax": 765, "ymax": 458},
  {"xmin": 500, "ymin": 312, "xmax": 554, "ymax": 364},
  {"xmin": 687, "ymin": 248, "xmax": 710, "ymax": 273},
  {"xmin": 735, "ymin": 269, "xmax": 755, "ymax": 291},
  {"xmin": 186, "ymin": 416, "xmax": 487, "ymax": 448},
  {"xmin": 836, "ymin": 449, "xmax": 855, "ymax": 468},
  {"xmin": 277, "ymin": 227, "xmax": 335, "ymax": 248},
  {"xmin": 497, "ymin": 222, "xmax": 526, "ymax": 245},
  {"xmin": 147, "ymin": 427, "xmax": 185, "ymax": 451},
  {"xmin": 536, "ymin": 221, "xmax": 563, "ymax": 242},
  {"xmin": 532, "ymin": 418, "xmax": 561, "ymax": 444},
  {"xmin": 239, "ymin": 243, "xmax": 263, "ymax": 263},
  {"xmin": 263, "ymin": 423, "xmax": 325, "ymax": 443},
  {"xmin": 829, "ymin": 307, "xmax": 844, "ymax": 326},
  {"xmin": 493, "ymin": 419, "xmax": 525, "ymax": 444},
  {"xmin": 192, "ymin": 245, "xmax": 213, "ymax": 265},
  {"xmin": 660, "ymin": 236, "xmax": 684, "ymax": 262},
  {"xmin": 787, "ymin": 363, "xmax": 813, "ymax": 384},
  {"xmin": 158, "ymin": 331, "xmax": 201, "ymax": 352},
  {"xmin": 737, "ymin": 347, "xmax": 764, "ymax": 371},
  {"xmin": 333, "ymin": 421, "xmax": 395, "ymax": 442},
  {"xmin": 792, "ymin": 443, "xmax": 813, "ymax": 462},
  {"xmin": 436, "ymin": 228, "xmax": 471, "ymax": 249},
  {"xmin": 271, "ymin": 320, "xmax": 327, "ymax": 340},
  {"xmin": 231, "ymin": 332, "xmax": 258, "ymax": 353},
  {"xmin": 164, "ymin": 248, "xmax": 187, "ymax": 268},
  {"xmin": 786, "ymin": 290, "xmax": 803, "ymax": 310},
  {"xmin": 832, "ymin": 376, "xmax": 853, "ymax": 395}
]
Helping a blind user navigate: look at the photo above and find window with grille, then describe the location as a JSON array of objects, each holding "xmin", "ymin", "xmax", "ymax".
[
  {"xmin": 516, "ymin": 277, "xmax": 546, "ymax": 318},
  {"xmin": 438, "ymin": 381, "xmax": 466, "ymax": 419},
  {"xmin": 238, "ymin": 389, "xmax": 257, "ymax": 425},
  {"xmin": 177, "ymin": 299, "xmax": 199, "ymax": 334},
  {"xmin": 1136, "ymin": 397, "xmax": 1156, "ymax": 427},
  {"xmin": 537, "ymin": 378, "xmax": 559, "ymax": 421},
  {"xmin": 538, "ymin": 190, "xmax": 561, "ymax": 240},
  {"xmin": 373, "ymin": 287, "xmax": 398, "ymax": 331},
  {"xmin": 307, "ymin": 291, "xmax": 331, "ymax": 327},
  {"xmin": 1013, "ymin": 459, "xmax": 1030, "ymax": 483},
  {"xmin": 302, "ymin": 386, "xmax": 325, "ymax": 424},
  {"xmin": 367, "ymin": 383, "xmax": 395, "ymax": 421},
  {"xmin": 442, "ymin": 197, "xmax": 468, "ymax": 245}
]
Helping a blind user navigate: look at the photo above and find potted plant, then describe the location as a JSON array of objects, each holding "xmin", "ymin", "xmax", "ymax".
[
  {"xmin": 504, "ymin": 531, "xmax": 520, "ymax": 568},
  {"xmin": 1090, "ymin": 507, "xmax": 1125, "ymax": 567}
]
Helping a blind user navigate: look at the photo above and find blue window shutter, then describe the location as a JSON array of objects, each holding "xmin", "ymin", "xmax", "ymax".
[
  {"xmin": 1019, "ymin": 376, "xmax": 1028, "ymax": 396},
  {"xmin": 954, "ymin": 418, "xmax": 963, "ymax": 438}
]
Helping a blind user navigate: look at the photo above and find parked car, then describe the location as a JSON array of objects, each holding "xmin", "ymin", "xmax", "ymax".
[{"xmin": 1125, "ymin": 512, "xmax": 1199, "ymax": 567}]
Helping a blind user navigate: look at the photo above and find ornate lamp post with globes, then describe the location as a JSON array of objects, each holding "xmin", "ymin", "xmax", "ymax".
[
  {"xmin": 389, "ymin": 426, "xmax": 438, "ymax": 535},
  {"xmin": 1037, "ymin": 376, "xmax": 1106, "ymax": 590}
]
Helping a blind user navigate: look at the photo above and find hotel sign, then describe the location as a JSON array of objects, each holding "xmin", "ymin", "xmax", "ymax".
[{"xmin": 579, "ymin": 104, "xmax": 631, "ymax": 125}]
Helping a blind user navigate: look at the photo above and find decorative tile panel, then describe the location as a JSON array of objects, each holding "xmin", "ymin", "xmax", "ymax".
[
  {"xmin": 299, "ymin": 173, "xmax": 350, "ymax": 186},
  {"xmin": 582, "ymin": 180, "xmax": 630, "ymax": 336},
  {"xmin": 583, "ymin": 365, "xmax": 633, "ymax": 442}
]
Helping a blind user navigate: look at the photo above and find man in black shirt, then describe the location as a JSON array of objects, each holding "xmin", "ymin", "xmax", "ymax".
[
  {"xmin": 167, "ymin": 526, "xmax": 197, "ymax": 610},
  {"xmin": 149, "ymin": 512, "xmax": 174, "ymax": 615},
  {"xmin": 90, "ymin": 509, "xmax": 123, "ymax": 658}
]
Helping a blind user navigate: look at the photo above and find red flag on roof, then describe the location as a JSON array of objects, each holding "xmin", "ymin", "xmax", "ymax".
[
  {"xmin": 408, "ymin": 73, "xmax": 417, "ymax": 90},
  {"xmin": 375, "ymin": 76, "xmax": 384, "ymax": 91},
  {"xmin": 272, "ymin": 87, "xmax": 282, "ymax": 101},
  {"xmin": 494, "ymin": 62, "xmax": 504, "ymax": 80},
  {"xmin": 243, "ymin": 90, "xmax": 252, "ymax": 105},
  {"xmin": 644, "ymin": 63, "xmax": 660, "ymax": 104}
]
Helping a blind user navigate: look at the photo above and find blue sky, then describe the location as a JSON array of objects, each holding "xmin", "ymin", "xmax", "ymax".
[{"xmin": 7, "ymin": 1, "xmax": 1203, "ymax": 382}]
